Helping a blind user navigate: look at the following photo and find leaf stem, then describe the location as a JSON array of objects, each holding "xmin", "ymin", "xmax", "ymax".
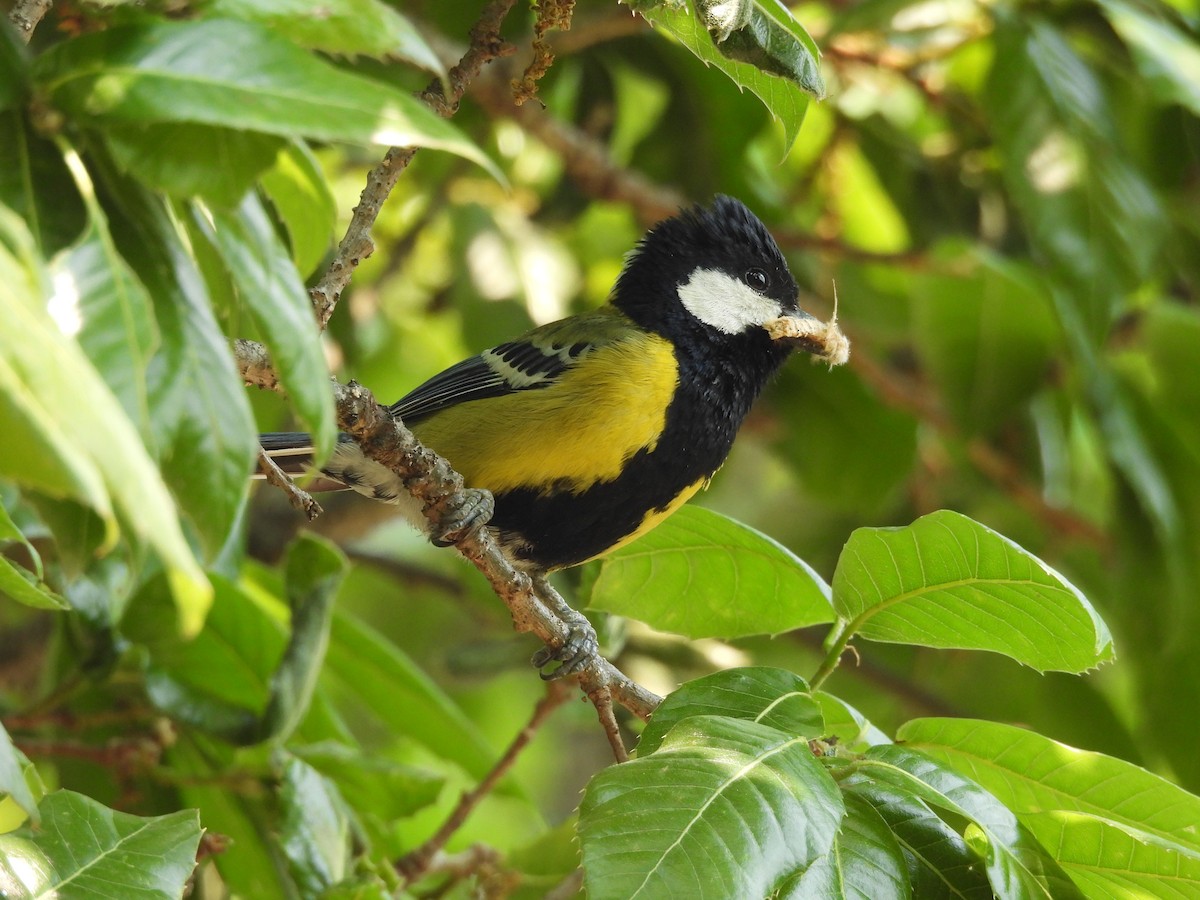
[{"xmin": 809, "ymin": 618, "xmax": 854, "ymax": 691}]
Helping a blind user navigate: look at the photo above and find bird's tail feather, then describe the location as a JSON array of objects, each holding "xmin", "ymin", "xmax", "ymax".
[{"xmin": 257, "ymin": 432, "xmax": 318, "ymax": 478}]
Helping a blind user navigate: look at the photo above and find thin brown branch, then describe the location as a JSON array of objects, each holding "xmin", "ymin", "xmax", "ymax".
[
  {"xmin": 8, "ymin": 0, "xmax": 51, "ymax": 43},
  {"xmin": 329, "ymin": 374, "xmax": 662, "ymax": 720},
  {"xmin": 512, "ymin": 0, "xmax": 576, "ymax": 106},
  {"xmin": 473, "ymin": 71, "xmax": 685, "ymax": 227},
  {"xmin": 396, "ymin": 681, "xmax": 573, "ymax": 885},
  {"xmin": 234, "ymin": 338, "xmax": 284, "ymax": 393},
  {"xmin": 310, "ymin": 0, "xmax": 519, "ymax": 328},
  {"xmin": 256, "ymin": 448, "xmax": 323, "ymax": 521}
]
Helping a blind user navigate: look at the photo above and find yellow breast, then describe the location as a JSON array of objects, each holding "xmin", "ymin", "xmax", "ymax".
[{"xmin": 412, "ymin": 331, "xmax": 680, "ymax": 496}]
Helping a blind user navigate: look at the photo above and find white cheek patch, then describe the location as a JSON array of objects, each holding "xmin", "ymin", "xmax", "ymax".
[{"xmin": 677, "ymin": 268, "xmax": 783, "ymax": 334}]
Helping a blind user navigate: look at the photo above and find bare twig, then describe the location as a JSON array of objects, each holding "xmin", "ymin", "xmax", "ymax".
[
  {"xmin": 396, "ymin": 681, "xmax": 573, "ymax": 884},
  {"xmin": 310, "ymin": 0, "xmax": 519, "ymax": 328},
  {"xmin": 512, "ymin": 0, "xmax": 576, "ymax": 106},
  {"xmin": 235, "ymin": 338, "xmax": 284, "ymax": 393},
  {"xmin": 256, "ymin": 448, "xmax": 323, "ymax": 521},
  {"xmin": 8, "ymin": 0, "xmax": 52, "ymax": 43}
]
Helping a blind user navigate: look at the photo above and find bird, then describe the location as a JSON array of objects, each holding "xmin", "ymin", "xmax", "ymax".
[{"xmin": 259, "ymin": 195, "xmax": 847, "ymax": 664}]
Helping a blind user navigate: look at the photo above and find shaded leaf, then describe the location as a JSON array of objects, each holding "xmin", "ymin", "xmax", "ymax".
[
  {"xmin": 897, "ymin": 718, "xmax": 1200, "ymax": 857},
  {"xmin": 106, "ymin": 122, "xmax": 283, "ymax": 207},
  {"xmin": 259, "ymin": 141, "xmax": 336, "ymax": 278},
  {"xmin": 850, "ymin": 745, "xmax": 1084, "ymax": 899},
  {"xmin": 580, "ymin": 716, "xmax": 844, "ymax": 899},
  {"xmin": 911, "ymin": 244, "xmax": 1059, "ymax": 434},
  {"xmin": 589, "ymin": 506, "xmax": 835, "ymax": 638},
  {"xmin": 203, "ymin": 0, "xmax": 446, "ymax": 74},
  {"xmin": 196, "ymin": 195, "xmax": 335, "ymax": 459},
  {"xmin": 632, "ymin": 0, "xmax": 816, "ymax": 151},
  {"xmin": 0, "ymin": 722, "xmax": 37, "ymax": 822},
  {"xmin": 1099, "ymin": 0, "xmax": 1200, "ymax": 117},
  {"xmin": 812, "ymin": 692, "xmax": 892, "ymax": 751},
  {"xmin": 779, "ymin": 792, "xmax": 910, "ymax": 899},
  {"xmin": 322, "ymin": 612, "xmax": 497, "ymax": 782},
  {"xmin": 848, "ymin": 781, "xmax": 993, "ymax": 900},
  {"xmin": 831, "ymin": 510, "xmax": 1114, "ymax": 672},
  {"xmin": 279, "ymin": 757, "xmax": 351, "ymax": 897},
  {"xmin": 638, "ymin": 666, "xmax": 823, "ymax": 756}
]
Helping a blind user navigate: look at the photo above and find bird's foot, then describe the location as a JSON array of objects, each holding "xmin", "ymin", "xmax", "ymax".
[
  {"xmin": 430, "ymin": 488, "xmax": 495, "ymax": 547},
  {"xmin": 531, "ymin": 606, "xmax": 600, "ymax": 680}
]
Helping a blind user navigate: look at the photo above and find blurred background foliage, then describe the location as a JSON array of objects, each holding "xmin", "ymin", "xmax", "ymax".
[{"xmin": 1, "ymin": 0, "xmax": 1200, "ymax": 895}]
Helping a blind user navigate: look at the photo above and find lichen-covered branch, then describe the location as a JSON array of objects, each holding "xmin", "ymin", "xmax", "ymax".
[{"xmin": 8, "ymin": 0, "xmax": 52, "ymax": 43}]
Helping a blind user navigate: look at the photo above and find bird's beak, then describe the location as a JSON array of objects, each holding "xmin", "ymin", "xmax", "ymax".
[{"xmin": 763, "ymin": 308, "xmax": 850, "ymax": 367}]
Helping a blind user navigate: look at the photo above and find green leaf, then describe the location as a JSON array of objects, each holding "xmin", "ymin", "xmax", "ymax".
[
  {"xmin": 259, "ymin": 141, "xmax": 336, "ymax": 278},
  {"xmin": 637, "ymin": 667, "xmax": 824, "ymax": 756},
  {"xmin": 1022, "ymin": 810, "xmax": 1200, "ymax": 899},
  {"xmin": 896, "ymin": 718, "xmax": 1200, "ymax": 858},
  {"xmin": 136, "ymin": 572, "xmax": 287, "ymax": 732},
  {"xmin": 697, "ymin": 0, "xmax": 825, "ymax": 95},
  {"xmin": 0, "ymin": 200, "xmax": 212, "ymax": 632},
  {"xmin": 0, "ymin": 112, "xmax": 85, "ymax": 255},
  {"xmin": 101, "ymin": 174, "xmax": 257, "ymax": 564},
  {"xmin": 1098, "ymin": 0, "xmax": 1200, "ymax": 117},
  {"xmin": 0, "ymin": 722, "xmax": 37, "ymax": 822},
  {"xmin": 848, "ymin": 781, "xmax": 993, "ymax": 899},
  {"xmin": 0, "ymin": 791, "xmax": 201, "ymax": 899},
  {"xmin": 779, "ymin": 792, "xmax": 910, "ymax": 899},
  {"xmin": 48, "ymin": 195, "xmax": 159, "ymax": 444},
  {"xmin": 911, "ymin": 244, "xmax": 1060, "ymax": 435},
  {"xmin": 632, "ymin": 0, "xmax": 817, "ymax": 151},
  {"xmin": 0, "ymin": 20, "xmax": 29, "ymax": 111},
  {"xmin": 249, "ymin": 535, "xmax": 345, "ymax": 744},
  {"xmin": 774, "ymin": 364, "xmax": 917, "ymax": 509},
  {"xmin": 831, "ymin": 510, "xmax": 1114, "ymax": 672},
  {"xmin": 202, "ymin": 0, "xmax": 446, "ymax": 75},
  {"xmin": 34, "ymin": 19, "xmax": 499, "ymax": 179},
  {"xmin": 589, "ymin": 506, "xmax": 835, "ymax": 638},
  {"xmin": 0, "ymin": 496, "xmax": 66, "ymax": 610},
  {"xmin": 291, "ymin": 740, "xmax": 444, "ymax": 822},
  {"xmin": 850, "ymin": 745, "xmax": 1084, "ymax": 899},
  {"xmin": 195, "ymin": 195, "xmax": 336, "ymax": 458},
  {"xmin": 0, "ymin": 555, "xmax": 69, "ymax": 610},
  {"xmin": 106, "ymin": 122, "xmax": 284, "ymax": 206},
  {"xmin": 580, "ymin": 716, "xmax": 844, "ymax": 899},
  {"xmin": 322, "ymin": 611, "xmax": 497, "ymax": 781},
  {"xmin": 811, "ymin": 692, "xmax": 892, "ymax": 751},
  {"xmin": 279, "ymin": 757, "xmax": 351, "ymax": 897},
  {"xmin": 170, "ymin": 735, "xmax": 293, "ymax": 899},
  {"xmin": 987, "ymin": 15, "xmax": 1165, "ymax": 339}
]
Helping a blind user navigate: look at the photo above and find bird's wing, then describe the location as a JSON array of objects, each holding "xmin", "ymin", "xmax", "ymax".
[{"xmin": 389, "ymin": 310, "xmax": 633, "ymax": 423}]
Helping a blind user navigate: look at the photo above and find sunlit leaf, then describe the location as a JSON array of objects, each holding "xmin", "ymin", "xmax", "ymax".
[
  {"xmin": 831, "ymin": 510, "xmax": 1114, "ymax": 672},
  {"xmin": 897, "ymin": 718, "xmax": 1200, "ymax": 857},
  {"xmin": 202, "ymin": 0, "xmax": 446, "ymax": 74},
  {"xmin": 637, "ymin": 667, "xmax": 823, "ymax": 756},
  {"xmin": 0, "ymin": 791, "xmax": 201, "ymax": 899},
  {"xmin": 590, "ymin": 506, "xmax": 835, "ymax": 638},
  {"xmin": 34, "ymin": 19, "xmax": 499, "ymax": 178},
  {"xmin": 580, "ymin": 716, "xmax": 844, "ymax": 899}
]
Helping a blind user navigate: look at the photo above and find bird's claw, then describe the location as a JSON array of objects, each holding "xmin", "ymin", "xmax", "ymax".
[
  {"xmin": 430, "ymin": 488, "xmax": 495, "ymax": 547},
  {"xmin": 532, "ymin": 611, "xmax": 600, "ymax": 680}
]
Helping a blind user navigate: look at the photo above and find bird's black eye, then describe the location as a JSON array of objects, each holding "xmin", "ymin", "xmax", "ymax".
[{"xmin": 745, "ymin": 268, "xmax": 769, "ymax": 292}]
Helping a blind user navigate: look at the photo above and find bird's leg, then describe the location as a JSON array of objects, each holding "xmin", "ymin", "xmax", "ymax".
[
  {"xmin": 429, "ymin": 488, "xmax": 496, "ymax": 547},
  {"xmin": 528, "ymin": 573, "xmax": 601, "ymax": 679}
]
